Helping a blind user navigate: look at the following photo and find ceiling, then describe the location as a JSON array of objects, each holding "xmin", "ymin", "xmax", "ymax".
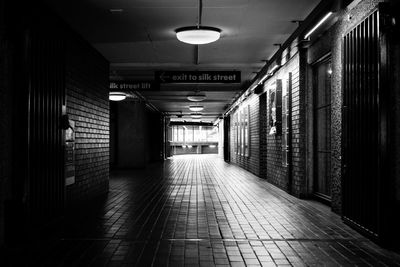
[{"xmin": 45, "ymin": 0, "xmax": 320, "ymax": 122}]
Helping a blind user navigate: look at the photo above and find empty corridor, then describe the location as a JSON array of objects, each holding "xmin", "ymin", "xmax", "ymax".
[{"xmin": 4, "ymin": 155, "xmax": 400, "ymax": 266}]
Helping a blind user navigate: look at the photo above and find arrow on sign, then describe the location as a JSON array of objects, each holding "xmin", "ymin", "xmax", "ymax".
[{"xmin": 158, "ymin": 72, "xmax": 171, "ymax": 83}]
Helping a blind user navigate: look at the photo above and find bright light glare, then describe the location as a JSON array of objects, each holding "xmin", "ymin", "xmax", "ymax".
[
  {"xmin": 177, "ymin": 29, "xmax": 220, "ymax": 45},
  {"xmin": 109, "ymin": 92, "xmax": 126, "ymax": 101},
  {"xmin": 191, "ymin": 113, "xmax": 202, "ymax": 119},
  {"xmin": 305, "ymin": 12, "xmax": 333, "ymax": 39},
  {"xmin": 189, "ymin": 105, "xmax": 204, "ymax": 112},
  {"xmin": 209, "ymin": 145, "xmax": 216, "ymax": 148},
  {"xmin": 187, "ymin": 94, "xmax": 206, "ymax": 102}
]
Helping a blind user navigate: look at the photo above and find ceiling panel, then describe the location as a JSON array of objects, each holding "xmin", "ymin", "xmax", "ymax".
[{"xmin": 44, "ymin": 0, "xmax": 320, "ymax": 122}]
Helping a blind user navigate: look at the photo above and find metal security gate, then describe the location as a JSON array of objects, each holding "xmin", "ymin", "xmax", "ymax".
[{"xmin": 342, "ymin": 7, "xmax": 389, "ymax": 240}]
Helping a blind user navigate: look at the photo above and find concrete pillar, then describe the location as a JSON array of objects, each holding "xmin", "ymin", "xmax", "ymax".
[{"xmin": 116, "ymin": 101, "xmax": 146, "ymax": 168}]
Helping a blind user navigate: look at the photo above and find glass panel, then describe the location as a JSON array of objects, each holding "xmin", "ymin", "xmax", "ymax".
[
  {"xmin": 186, "ymin": 126, "xmax": 194, "ymax": 142},
  {"xmin": 174, "ymin": 126, "xmax": 178, "ymax": 141},
  {"xmin": 241, "ymin": 110, "xmax": 244, "ymax": 155},
  {"xmin": 238, "ymin": 111, "xmax": 242, "ymax": 155},
  {"xmin": 235, "ymin": 114, "xmax": 239, "ymax": 154},
  {"xmin": 316, "ymin": 108, "xmax": 329, "ymax": 151},
  {"xmin": 282, "ymin": 149, "xmax": 287, "ymax": 166},
  {"xmin": 246, "ymin": 105, "xmax": 250, "ymax": 156},
  {"xmin": 316, "ymin": 61, "xmax": 332, "ymax": 107},
  {"xmin": 244, "ymin": 108, "xmax": 248, "ymax": 156},
  {"xmin": 316, "ymin": 153, "xmax": 331, "ymax": 196},
  {"xmin": 282, "ymin": 79, "xmax": 289, "ymax": 166},
  {"xmin": 194, "ymin": 126, "xmax": 200, "ymax": 142},
  {"xmin": 314, "ymin": 58, "xmax": 332, "ymax": 198},
  {"xmin": 282, "ymin": 95, "xmax": 287, "ymax": 150},
  {"xmin": 205, "ymin": 126, "xmax": 218, "ymax": 142},
  {"xmin": 178, "ymin": 126, "xmax": 184, "ymax": 142}
]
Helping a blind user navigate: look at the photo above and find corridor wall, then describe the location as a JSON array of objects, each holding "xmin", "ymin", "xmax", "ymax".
[
  {"xmin": 65, "ymin": 32, "xmax": 110, "ymax": 204},
  {"xmin": 229, "ymin": 40, "xmax": 307, "ymax": 197},
  {"xmin": 230, "ymin": 94, "xmax": 260, "ymax": 176},
  {"xmin": 227, "ymin": 0, "xmax": 400, "ymax": 246},
  {"xmin": 0, "ymin": 0, "xmax": 110, "ymax": 243}
]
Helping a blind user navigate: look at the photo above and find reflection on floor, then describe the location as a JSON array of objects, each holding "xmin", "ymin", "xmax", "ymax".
[{"xmin": 3, "ymin": 155, "xmax": 400, "ymax": 266}]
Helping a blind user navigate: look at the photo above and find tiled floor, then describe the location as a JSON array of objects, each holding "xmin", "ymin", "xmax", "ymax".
[{"xmin": 3, "ymin": 155, "xmax": 400, "ymax": 266}]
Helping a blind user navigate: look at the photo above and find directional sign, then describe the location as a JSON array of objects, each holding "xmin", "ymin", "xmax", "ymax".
[
  {"xmin": 109, "ymin": 81, "xmax": 157, "ymax": 91},
  {"xmin": 155, "ymin": 71, "xmax": 241, "ymax": 84}
]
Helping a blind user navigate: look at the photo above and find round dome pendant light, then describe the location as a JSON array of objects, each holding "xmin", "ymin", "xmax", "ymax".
[
  {"xmin": 176, "ymin": 0, "xmax": 221, "ymax": 45},
  {"xmin": 187, "ymin": 93, "xmax": 206, "ymax": 102},
  {"xmin": 176, "ymin": 26, "xmax": 221, "ymax": 45},
  {"xmin": 109, "ymin": 92, "xmax": 126, "ymax": 101},
  {"xmin": 189, "ymin": 105, "xmax": 204, "ymax": 112},
  {"xmin": 191, "ymin": 113, "xmax": 202, "ymax": 119}
]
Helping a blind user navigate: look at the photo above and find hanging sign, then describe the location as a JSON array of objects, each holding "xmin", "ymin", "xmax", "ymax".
[{"xmin": 155, "ymin": 71, "xmax": 241, "ymax": 84}]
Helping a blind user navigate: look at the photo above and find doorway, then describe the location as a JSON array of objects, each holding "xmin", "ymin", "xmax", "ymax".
[{"xmin": 313, "ymin": 57, "xmax": 332, "ymax": 202}]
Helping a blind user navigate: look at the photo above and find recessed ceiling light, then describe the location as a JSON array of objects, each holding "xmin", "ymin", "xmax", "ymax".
[
  {"xmin": 189, "ymin": 105, "xmax": 204, "ymax": 112},
  {"xmin": 109, "ymin": 92, "xmax": 126, "ymax": 101}
]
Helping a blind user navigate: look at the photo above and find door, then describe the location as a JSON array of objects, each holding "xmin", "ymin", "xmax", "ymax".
[
  {"xmin": 313, "ymin": 57, "xmax": 332, "ymax": 202},
  {"xmin": 223, "ymin": 115, "xmax": 231, "ymax": 162}
]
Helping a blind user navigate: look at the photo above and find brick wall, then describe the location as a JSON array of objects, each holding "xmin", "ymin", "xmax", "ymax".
[
  {"xmin": 230, "ymin": 94, "xmax": 260, "ymax": 176},
  {"xmin": 262, "ymin": 54, "xmax": 303, "ymax": 194},
  {"xmin": 218, "ymin": 119, "xmax": 224, "ymax": 158},
  {"xmin": 66, "ymin": 35, "xmax": 110, "ymax": 204},
  {"xmin": 259, "ymin": 95, "xmax": 268, "ymax": 178}
]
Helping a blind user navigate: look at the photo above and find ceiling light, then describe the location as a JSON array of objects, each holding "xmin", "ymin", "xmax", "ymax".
[
  {"xmin": 191, "ymin": 113, "xmax": 202, "ymax": 119},
  {"xmin": 176, "ymin": 26, "xmax": 221, "ymax": 45},
  {"xmin": 109, "ymin": 92, "xmax": 126, "ymax": 101},
  {"xmin": 189, "ymin": 105, "xmax": 204, "ymax": 112},
  {"xmin": 187, "ymin": 93, "xmax": 206, "ymax": 102},
  {"xmin": 304, "ymin": 12, "xmax": 333, "ymax": 39},
  {"xmin": 176, "ymin": 0, "xmax": 221, "ymax": 45}
]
